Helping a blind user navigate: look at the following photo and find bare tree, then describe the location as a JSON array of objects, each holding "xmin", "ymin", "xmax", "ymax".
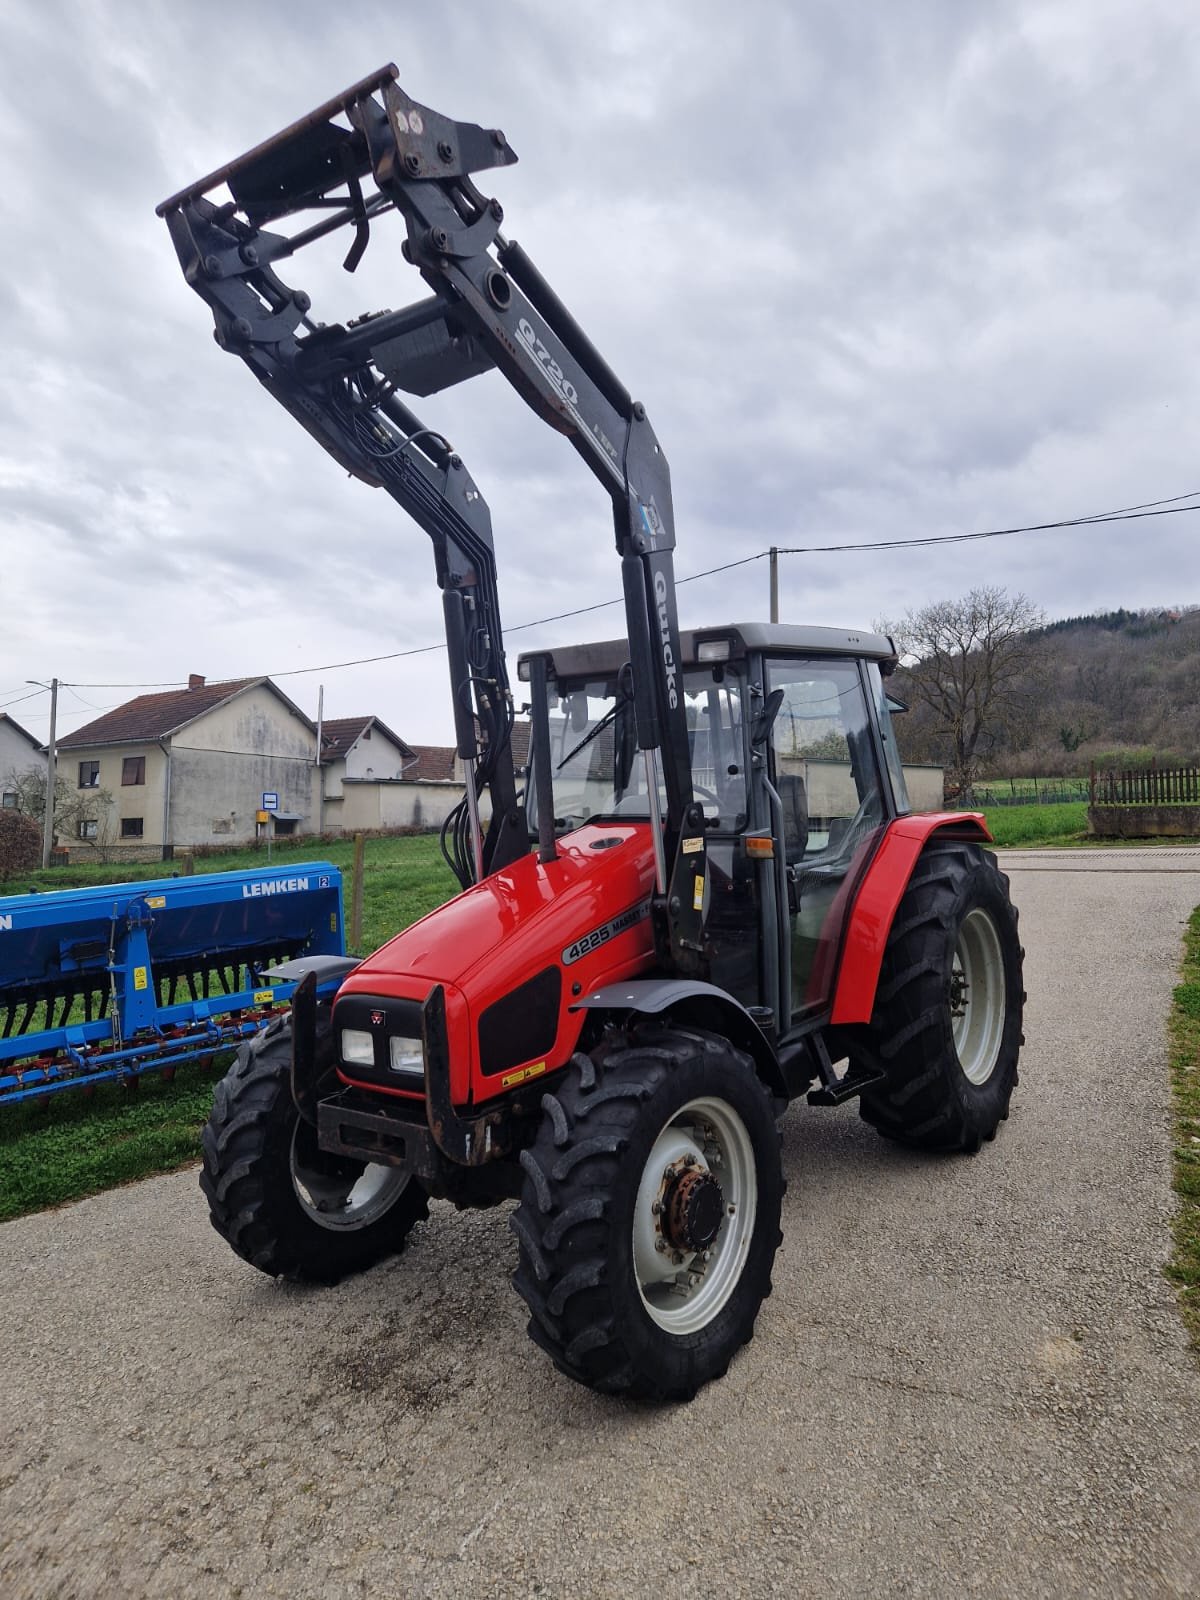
[
  {"xmin": 3, "ymin": 765, "xmax": 113, "ymax": 851},
  {"xmin": 883, "ymin": 587, "xmax": 1046, "ymax": 801}
]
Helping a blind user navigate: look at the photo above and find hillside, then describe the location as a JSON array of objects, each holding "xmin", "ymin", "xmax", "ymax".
[{"xmin": 890, "ymin": 605, "xmax": 1200, "ymax": 777}]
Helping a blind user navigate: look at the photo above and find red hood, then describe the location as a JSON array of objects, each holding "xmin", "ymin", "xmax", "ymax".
[{"xmin": 341, "ymin": 821, "xmax": 657, "ymax": 998}]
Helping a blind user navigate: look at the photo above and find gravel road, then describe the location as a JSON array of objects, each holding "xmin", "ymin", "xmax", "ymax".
[{"xmin": 2, "ymin": 847, "xmax": 1199, "ymax": 1598}]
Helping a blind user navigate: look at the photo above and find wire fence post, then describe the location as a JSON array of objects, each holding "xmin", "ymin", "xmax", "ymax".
[{"xmin": 350, "ymin": 832, "xmax": 365, "ymax": 952}]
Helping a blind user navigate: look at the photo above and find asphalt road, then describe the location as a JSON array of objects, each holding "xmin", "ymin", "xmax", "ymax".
[{"xmin": 2, "ymin": 847, "xmax": 1199, "ymax": 1598}]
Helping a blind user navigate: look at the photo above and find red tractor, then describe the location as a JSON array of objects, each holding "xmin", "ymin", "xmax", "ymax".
[{"xmin": 161, "ymin": 67, "xmax": 1023, "ymax": 1401}]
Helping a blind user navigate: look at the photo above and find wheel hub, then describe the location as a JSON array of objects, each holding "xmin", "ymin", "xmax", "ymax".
[{"xmin": 663, "ymin": 1164, "xmax": 724, "ymax": 1253}]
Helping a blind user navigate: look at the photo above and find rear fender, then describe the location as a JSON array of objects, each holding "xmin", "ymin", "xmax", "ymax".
[
  {"xmin": 572, "ymin": 977, "xmax": 785, "ymax": 1098},
  {"xmin": 829, "ymin": 812, "xmax": 992, "ymax": 1026}
]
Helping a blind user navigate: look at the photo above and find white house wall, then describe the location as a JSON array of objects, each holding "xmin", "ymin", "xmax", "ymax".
[
  {"xmin": 0, "ymin": 724, "xmax": 46, "ymax": 789},
  {"xmin": 343, "ymin": 729, "xmax": 409, "ymax": 782},
  {"xmin": 321, "ymin": 780, "xmax": 468, "ymax": 833},
  {"xmin": 167, "ymin": 685, "xmax": 318, "ymax": 846}
]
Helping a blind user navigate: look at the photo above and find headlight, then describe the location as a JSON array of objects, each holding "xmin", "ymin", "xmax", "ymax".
[
  {"xmin": 341, "ymin": 1028, "xmax": 375, "ymax": 1067},
  {"xmin": 388, "ymin": 1035, "xmax": 424, "ymax": 1078}
]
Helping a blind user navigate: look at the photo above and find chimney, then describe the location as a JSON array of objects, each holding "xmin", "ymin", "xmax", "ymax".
[{"xmin": 188, "ymin": 674, "xmax": 205, "ymax": 690}]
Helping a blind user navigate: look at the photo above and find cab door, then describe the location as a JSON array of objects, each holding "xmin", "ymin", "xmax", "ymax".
[{"xmin": 765, "ymin": 657, "xmax": 889, "ymax": 1019}]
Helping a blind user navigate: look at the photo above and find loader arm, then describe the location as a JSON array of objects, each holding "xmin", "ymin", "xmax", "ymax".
[{"xmin": 158, "ymin": 64, "xmax": 706, "ymax": 971}]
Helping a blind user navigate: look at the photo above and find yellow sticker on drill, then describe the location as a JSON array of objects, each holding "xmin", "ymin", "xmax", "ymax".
[
  {"xmin": 692, "ymin": 873, "xmax": 704, "ymax": 911},
  {"xmin": 145, "ymin": 895, "xmax": 166, "ymax": 909},
  {"xmin": 253, "ymin": 990, "xmax": 274, "ymax": 1005},
  {"xmin": 133, "ymin": 966, "xmax": 149, "ymax": 991}
]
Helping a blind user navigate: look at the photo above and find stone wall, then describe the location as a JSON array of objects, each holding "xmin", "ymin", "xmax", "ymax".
[{"xmin": 1088, "ymin": 805, "xmax": 1200, "ymax": 838}]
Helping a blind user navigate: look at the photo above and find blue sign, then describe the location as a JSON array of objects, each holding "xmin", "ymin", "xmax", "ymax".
[{"xmin": 262, "ymin": 791, "xmax": 279, "ymax": 811}]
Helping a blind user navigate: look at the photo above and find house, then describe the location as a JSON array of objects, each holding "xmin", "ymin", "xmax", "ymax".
[
  {"xmin": 57, "ymin": 675, "xmax": 318, "ymax": 858},
  {"xmin": 318, "ymin": 716, "xmax": 418, "ymax": 832},
  {"xmin": 317, "ymin": 721, "xmax": 533, "ymax": 834},
  {"xmin": 0, "ymin": 714, "xmax": 46, "ymax": 809}
]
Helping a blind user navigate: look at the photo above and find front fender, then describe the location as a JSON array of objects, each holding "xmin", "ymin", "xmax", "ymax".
[
  {"xmin": 573, "ymin": 977, "xmax": 784, "ymax": 1095},
  {"xmin": 829, "ymin": 812, "xmax": 992, "ymax": 1026}
]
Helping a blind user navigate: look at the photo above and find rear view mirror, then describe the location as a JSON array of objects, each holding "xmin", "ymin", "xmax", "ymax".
[
  {"xmin": 751, "ymin": 688, "xmax": 785, "ymax": 748},
  {"xmin": 568, "ymin": 694, "xmax": 590, "ymax": 733}
]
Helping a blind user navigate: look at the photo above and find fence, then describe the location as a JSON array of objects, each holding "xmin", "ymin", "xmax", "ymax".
[
  {"xmin": 1090, "ymin": 764, "xmax": 1200, "ymax": 807},
  {"xmin": 971, "ymin": 779, "xmax": 1090, "ymax": 807}
]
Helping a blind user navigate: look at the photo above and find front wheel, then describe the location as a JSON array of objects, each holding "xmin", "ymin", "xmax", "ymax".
[
  {"xmin": 200, "ymin": 1017, "xmax": 428, "ymax": 1282},
  {"xmin": 856, "ymin": 840, "xmax": 1025, "ymax": 1152},
  {"xmin": 510, "ymin": 1027, "xmax": 784, "ymax": 1402}
]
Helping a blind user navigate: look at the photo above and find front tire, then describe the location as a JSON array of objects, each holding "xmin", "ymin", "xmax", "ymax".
[
  {"xmin": 856, "ymin": 840, "xmax": 1024, "ymax": 1152},
  {"xmin": 510, "ymin": 1027, "xmax": 783, "ymax": 1402},
  {"xmin": 200, "ymin": 1017, "xmax": 428, "ymax": 1282}
]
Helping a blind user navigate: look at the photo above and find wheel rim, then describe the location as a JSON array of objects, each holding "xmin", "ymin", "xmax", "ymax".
[
  {"xmin": 631, "ymin": 1096, "xmax": 757, "ymax": 1335},
  {"xmin": 950, "ymin": 907, "xmax": 1006, "ymax": 1086},
  {"xmin": 290, "ymin": 1121, "xmax": 411, "ymax": 1233}
]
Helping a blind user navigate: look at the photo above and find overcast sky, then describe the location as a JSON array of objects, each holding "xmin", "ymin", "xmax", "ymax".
[{"xmin": 2, "ymin": 0, "xmax": 1198, "ymax": 747}]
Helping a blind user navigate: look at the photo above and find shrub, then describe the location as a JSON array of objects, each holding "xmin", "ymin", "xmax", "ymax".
[{"xmin": 0, "ymin": 809, "xmax": 41, "ymax": 878}]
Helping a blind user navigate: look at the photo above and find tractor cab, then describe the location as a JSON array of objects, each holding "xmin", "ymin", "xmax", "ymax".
[{"xmin": 521, "ymin": 622, "xmax": 909, "ymax": 1030}]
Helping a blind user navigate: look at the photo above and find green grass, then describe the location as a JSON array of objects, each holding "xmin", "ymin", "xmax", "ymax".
[
  {"xmin": 977, "ymin": 800, "xmax": 1089, "ymax": 847},
  {"xmin": 0, "ymin": 834, "xmax": 458, "ymax": 1222},
  {"xmin": 1168, "ymin": 906, "xmax": 1200, "ymax": 1354},
  {"xmin": 0, "ymin": 1063, "xmax": 220, "ymax": 1222}
]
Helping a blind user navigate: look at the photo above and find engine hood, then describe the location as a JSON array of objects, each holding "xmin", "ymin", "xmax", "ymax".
[{"xmin": 340, "ymin": 822, "xmax": 658, "ymax": 1001}]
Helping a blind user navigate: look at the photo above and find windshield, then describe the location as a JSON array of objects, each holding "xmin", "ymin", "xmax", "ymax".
[{"xmin": 530, "ymin": 665, "xmax": 747, "ymax": 833}]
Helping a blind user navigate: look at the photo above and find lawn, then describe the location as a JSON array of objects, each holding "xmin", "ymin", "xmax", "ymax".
[
  {"xmin": 1169, "ymin": 906, "xmax": 1200, "ymax": 1352},
  {"xmin": 978, "ymin": 800, "xmax": 1089, "ymax": 847},
  {"xmin": 2, "ymin": 832, "xmax": 458, "ymax": 957}
]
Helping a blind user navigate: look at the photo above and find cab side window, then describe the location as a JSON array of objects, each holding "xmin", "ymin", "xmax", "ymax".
[
  {"xmin": 767, "ymin": 658, "xmax": 887, "ymax": 1017},
  {"xmin": 767, "ymin": 660, "xmax": 882, "ymax": 862}
]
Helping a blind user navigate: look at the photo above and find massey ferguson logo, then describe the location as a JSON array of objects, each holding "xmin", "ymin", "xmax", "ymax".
[
  {"xmin": 370, "ymin": 1010, "xmax": 386, "ymax": 1027},
  {"xmin": 653, "ymin": 570, "xmax": 679, "ymax": 709}
]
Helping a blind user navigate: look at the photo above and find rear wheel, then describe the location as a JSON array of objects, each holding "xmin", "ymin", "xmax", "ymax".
[
  {"xmin": 200, "ymin": 1017, "xmax": 428, "ymax": 1282},
  {"xmin": 510, "ymin": 1026, "xmax": 783, "ymax": 1402},
  {"xmin": 856, "ymin": 840, "xmax": 1024, "ymax": 1152}
]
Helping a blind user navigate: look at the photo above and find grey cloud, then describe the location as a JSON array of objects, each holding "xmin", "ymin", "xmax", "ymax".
[{"xmin": 1, "ymin": 0, "xmax": 1197, "ymax": 747}]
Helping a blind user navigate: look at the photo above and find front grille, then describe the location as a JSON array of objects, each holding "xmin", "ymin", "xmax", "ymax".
[{"xmin": 478, "ymin": 966, "xmax": 561, "ymax": 1077}]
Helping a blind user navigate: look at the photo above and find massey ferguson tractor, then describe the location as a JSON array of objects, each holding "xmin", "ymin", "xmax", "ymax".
[{"xmin": 160, "ymin": 66, "xmax": 1024, "ymax": 1401}]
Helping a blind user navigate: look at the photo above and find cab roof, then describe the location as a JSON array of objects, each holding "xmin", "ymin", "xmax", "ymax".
[{"xmin": 520, "ymin": 622, "xmax": 899, "ymax": 682}]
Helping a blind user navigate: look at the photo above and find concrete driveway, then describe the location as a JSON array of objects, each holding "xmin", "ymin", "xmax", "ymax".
[{"xmin": 2, "ymin": 847, "xmax": 1199, "ymax": 1598}]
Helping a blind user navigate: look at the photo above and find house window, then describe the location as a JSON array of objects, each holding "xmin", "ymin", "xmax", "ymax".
[
  {"xmin": 1, "ymin": 792, "xmax": 16, "ymax": 809},
  {"xmin": 122, "ymin": 756, "xmax": 146, "ymax": 786},
  {"xmin": 79, "ymin": 761, "xmax": 100, "ymax": 789},
  {"xmin": 78, "ymin": 819, "xmax": 98, "ymax": 840},
  {"xmin": 120, "ymin": 817, "xmax": 144, "ymax": 839}
]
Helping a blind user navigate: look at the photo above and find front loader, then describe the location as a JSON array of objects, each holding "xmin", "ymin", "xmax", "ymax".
[{"xmin": 160, "ymin": 66, "xmax": 1024, "ymax": 1401}]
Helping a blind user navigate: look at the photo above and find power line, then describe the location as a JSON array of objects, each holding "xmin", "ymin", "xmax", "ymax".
[
  {"xmin": 0, "ymin": 687, "xmax": 49, "ymax": 713},
  {"xmin": 774, "ymin": 497, "xmax": 1200, "ymax": 557},
  {"xmin": 60, "ymin": 488, "xmax": 1200, "ymax": 690}
]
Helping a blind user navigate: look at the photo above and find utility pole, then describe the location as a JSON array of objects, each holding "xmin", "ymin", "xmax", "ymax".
[
  {"xmin": 27, "ymin": 677, "xmax": 58, "ymax": 868},
  {"xmin": 315, "ymin": 683, "xmax": 325, "ymax": 835},
  {"xmin": 769, "ymin": 547, "xmax": 779, "ymax": 624}
]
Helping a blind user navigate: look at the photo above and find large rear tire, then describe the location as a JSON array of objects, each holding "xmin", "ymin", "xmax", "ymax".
[
  {"xmin": 200, "ymin": 1017, "xmax": 428, "ymax": 1282},
  {"xmin": 856, "ymin": 840, "xmax": 1024, "ymax": 1153},
  {"xmin": 510, "ymin": 1026, "xmax": 783, "ymax": 1402}
]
